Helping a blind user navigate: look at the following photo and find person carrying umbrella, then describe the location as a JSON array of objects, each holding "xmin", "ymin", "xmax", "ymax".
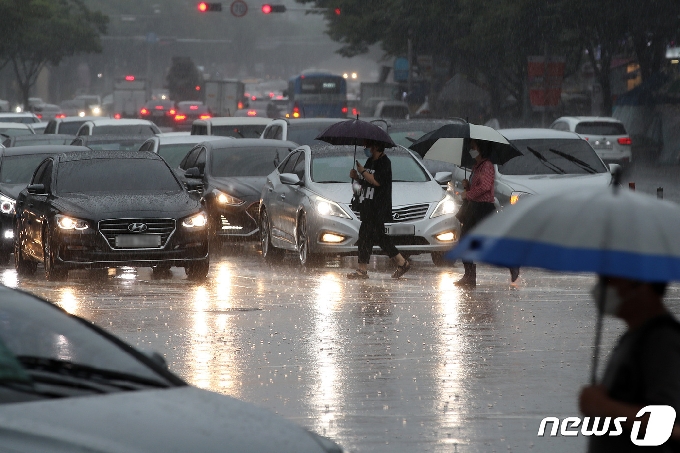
[{"xmin": 347, "ymin": 139, "xmax": 411, "ymax": 279}]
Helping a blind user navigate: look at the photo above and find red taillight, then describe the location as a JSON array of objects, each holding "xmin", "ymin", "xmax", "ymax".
[
  {"xmin": 341, "ymin": 106, "xmax": 348, "ymax": 114},
  {"xmin": 269, "ymin": 92, "xmax": 274, "ymax": 98},
  {"xmin": 154, "ymin": 105, "xmax": 164, "ymax": 110},
  {"xmin": 114, "ymin": 113, "xmax": 121, "ymax": 119},
  {"xmin": 55, "ymin": 113, "xmax": 66, "ymax": 119},
  {"xmin": 237, "ymin": 101, "xmax": 244, "ymax": 109},
  {"xmin": 251, "ymin": 96, "xmax": 256, "ymax": 101},
  {"xmin": 618, "ymin": 137, "xmax": 632, "ymax": 145},
  {"xmin": 584, "ymin": 137, "xmax": 589, "ymax": 141},
  {"xmin": 189, "ymin": 105, "xmax": 198, "ymax": 110},
  {"xmin": 352, "ymin": 108, "xmax": 359, "ymax": 116},
  {"xmin": 247, "ymin": 110, "xmax": 257, "ymax": 116},
  {"xmin": 292, "ymin": 102, "xmax": 300, "ymax": 118},
  {"xmin": 199, "ymin": 114, "xmax": 211, "ymax": 119},
  {"xmin": 140, "ymin": 108, "xmax": 149, "ymax": 115},
  {"xmin": 167, "ymin": 109, "xmax": 176, "ymax": 116},
  {"xmin": 125, "ymin": 75, "xmax": 135, "ymax": 81},
  {"xmin": 35, "ymin": 113, "xmax": 42, "ymax": 119},
  {"xmin": 175, "ymin": 114, "xmax": 187, "ymax": 121}
]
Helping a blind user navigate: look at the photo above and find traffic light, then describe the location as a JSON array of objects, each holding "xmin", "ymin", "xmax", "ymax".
[
  {"xmin": 198, "ymin": 2, "xmax": 222, "ymax": 12},
  {"xmin": 261, "ymin": 4, "xmax": 286, "ymax": 13}
]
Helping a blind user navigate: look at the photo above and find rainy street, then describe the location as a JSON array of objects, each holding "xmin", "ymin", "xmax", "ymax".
[{"xmin": 7, "ymin": 160, "xmax": 680, "ymax": 453}]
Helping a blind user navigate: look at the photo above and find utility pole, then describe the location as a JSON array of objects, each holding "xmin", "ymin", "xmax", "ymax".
[{"xmin": 407, "ymin": 32, "xmax": 413, "ymax": 99}]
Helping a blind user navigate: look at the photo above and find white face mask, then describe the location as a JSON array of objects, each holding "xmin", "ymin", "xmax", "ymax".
[
  {"xmin": 363, "ymin": 147, "xmax": 371, "ymax": 158},
  {"xmin": 591, "ymin": 281, "xmax": 623, "ymax": 316},
  {"xmin": 469, "ymin": 149, "xmax": 480, "ymax": 159}
]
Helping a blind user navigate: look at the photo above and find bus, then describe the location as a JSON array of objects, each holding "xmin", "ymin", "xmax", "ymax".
[{"xmin": 287, "ymin": 72, "xmax": 348, "ymax": 118}]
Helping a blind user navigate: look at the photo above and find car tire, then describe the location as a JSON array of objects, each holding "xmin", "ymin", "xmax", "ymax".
[
  {"xmin": 431, "ymin": 252, "xmax": 450, "ymax": 267},
  {"xmin": 296, "ymin": 212, "xmax": 310, "ymax": 266},
  {"xmin": 185, "ymin": 258, "xmax": 209, "ymax": 280},
  {"xmin": 43, "ymin": 229, "xmax": 67, "ymax": 281},
  {"xmin": 260, "ymin": 208, "xmax": 283, "ymax": 263},
  {"xmin": 14, "ymin": 236, "xmax": 36, "ymax": 276}
]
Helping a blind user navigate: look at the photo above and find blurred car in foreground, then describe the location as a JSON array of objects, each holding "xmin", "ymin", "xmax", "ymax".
[
  {"xmin": 191, "ymin": 116, "xmax": 270, "ymax": 138},
  {"xmin": 0, "ymin": 285, "xmax": 344, "ymax": 453},
  {"xmin": 550, "ymin": 116, "xmax": 632, "ymax": 164},
  {"xmin": 0, "ymin": 122, "xmax": 35, "ymax": 137},
  {"xmin": 260, "ymin": 118, "xmax": 344, "ymax": 145},
  {"xmin": 139, "ymin": 133, "xmax": 229, "ymax": 168},
  {"xmin": 172, "ymin": 101, "xmax": 211, "ymax": 131},
  {"xmin": 71, "ymin": 135, "xmax": 151, "ymax": 151},
  {"xmin": 3, "ymin": 134, "xmax": 75, "ymax": 148},
  {"xmin": 44, "ymin": 116, "xmax": 99, "ymax": 135},
  {"xmin": 0, "ymin": 112, "xmax": 40, "ymax": 124},
  {"xmin": 176, "ymin": 138, "xmax": 297, "ymax": 243},
  {"xmin": 0, "ymin": 145, "xmax": 90, "ymax": 264},
  {"xmin": 260, "ymin": 144, "xmax": 460, "ymax": 266},
  {"xmin": 76, "ymin": 119, "xmax": 161, "ymax": 137},
  {"xmin": 14, "ymin": 151, "xmax": 210, "ymax": 280}
]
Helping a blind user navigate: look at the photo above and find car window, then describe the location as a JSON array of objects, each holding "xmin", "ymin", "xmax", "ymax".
[
  {"xmin": 286, "ymin": 125, "xmax": 334, "ymax": 146},
  {"xmin": 211, "ymin": 125, "xmax": 266, "ymax": 138},
  {"xmin": 181, "ymin": 147, "xmax": 201, "ymax": 170},
  {"xmin": 1, "ymin": 155, "xmax": 51, "ymax": 184},
  {"xmin": 139, "ymin": 140, "xmax": 153, "ymax": 152},
  {"xmin": 57, "ymin": 121, "xmax": 86, "ymax": 135},
  {"xmin": 292, "ymin": 153, "xmax": 305, "ymax": 179},
  {"xmin": 191, "ymin": 124, "xmax": 208, "ymax": 135},
  {"xmin": 210, "ymin": 147, "xmax": 290, "ymax": 177},
  {"xmin": 92, "ymin": 125, "xmax": 156, "ymax": 136},
  {"xmin": 280, "ymin": 151, "xmax": 300, "ymax": 174},
  {"xmin": 263, "ymin": 126, "xmax": 275, "ymax": 139},
  {"xmin": 498, "ymin": 138, "xmax": 608, "ymax": 175},
  {"xmin": 160, "ymin": 144, "xmax": 201, "ymax": 168},
  {"xmin": 273, "ymin": 126, "xmax": 283, "ymax": 140},
  {"xmin": 550, "ymin": 121, "xmax": 569, "ymax": 131},
  {"xmin": 45, "ymin": 120, "xmax": 56, "ymax": 134},
  {"xmin": 31, "ymin": 159, "xmax": 49, "ymax": 185},
  {"xmin": 310, "ymin": 148, "xmax": 429, "ymax": 183},
  {"xmin": 574, "ymin": 122, "xmax": 626, "ymax": 135},
  {"xmin": 195, "ymin": 149, "xmax": 206, "ymax": 174}
]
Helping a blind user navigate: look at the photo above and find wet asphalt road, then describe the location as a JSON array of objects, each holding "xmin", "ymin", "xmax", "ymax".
[{"xmin": 6, "ymin": 160, "xmax": 680, "ymax": 453}]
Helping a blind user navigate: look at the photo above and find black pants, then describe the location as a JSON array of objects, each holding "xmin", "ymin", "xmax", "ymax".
[
  {"xmin": 357, "ymin": 216, "xmax": 399, "ymax": 264},
  {"xmin": 461, "ymin": 201, "xmax": 496, "ymax": 266}
]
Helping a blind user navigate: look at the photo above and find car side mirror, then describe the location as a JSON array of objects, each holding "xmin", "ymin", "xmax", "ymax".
[
  {"xmin": 280, "ymin": 173, "xmax": 301, "ymax": 185},
  {"xmin": 434, "ymin": 172, "xmax": 452, "ymax": 184},
  {"xmin": 27, "ymin": 184, "xmax": 46, "ymax": 195},
  {"xmin": 184, "ymin": 167, "xmax": 203, "ymax": 179},
  {"xmin": 186, "ymin": 180, "xmax": 203, "ymax": 192},
  {"xmin": 608, "ymin": 163, "xmax": 621, "ymax": 175}
]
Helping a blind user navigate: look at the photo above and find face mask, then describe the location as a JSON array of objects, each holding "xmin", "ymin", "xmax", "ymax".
[
  {"xmin": 363, "ymin": 147, "xmax": 371, "ymax": 158},
  {"xmin": 591, "ymin": 281, "xmax": 623, "ymax": 316},
  {"xmin": 469, "ymin": 149, "xmax": 480, "ymax": 159}
]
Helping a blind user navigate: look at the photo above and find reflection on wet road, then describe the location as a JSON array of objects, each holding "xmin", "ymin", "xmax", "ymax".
[{"xmin": 7, "ymin": 245, "xmax": 680, "ymax": 452}]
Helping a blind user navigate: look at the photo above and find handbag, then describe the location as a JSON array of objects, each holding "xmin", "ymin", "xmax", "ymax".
[{"xmin": 455, "ymin": 199, "xmax": 470, "ymax": 224}]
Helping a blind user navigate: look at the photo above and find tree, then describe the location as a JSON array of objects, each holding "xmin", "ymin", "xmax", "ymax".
[
  {"xmin": 166, "ymin": 57, "xmax": 202, "ymax": 102},
  {"xmin": 0, "ymin": 0, "xmax": 108, "ymax": 109}
]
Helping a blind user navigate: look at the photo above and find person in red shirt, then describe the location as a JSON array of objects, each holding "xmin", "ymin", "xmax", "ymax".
[{"xmin": 456, "ymin": 139, "xmax": 520, "ymax": 288}]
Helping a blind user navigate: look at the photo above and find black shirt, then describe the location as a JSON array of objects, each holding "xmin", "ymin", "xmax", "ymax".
[{"xmin": 359, "ymin": 153, "xmax": 392, "ymax": 223}]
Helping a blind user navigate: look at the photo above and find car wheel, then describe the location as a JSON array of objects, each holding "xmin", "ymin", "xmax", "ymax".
[
  {"xmin": 185, "ymin": 258, "xmax": 209, "ymax": 280},
  {"xmin": 260, "ymin": 208, "xmax": 283, "ymax": 263},
  {"xmin": 296, "ymin": 212, "xmax": 309, "ymax": 266},
  {"xmin": 43, "ymin": 229, "xmax": 67, "ymax": 281},
  {"xmin": 14, "ymin": 235, "xmax": 36, "ymax": 276},
  {"xmin": 431, "ymin": 252, "xmax": 449, "ymax": 267}
]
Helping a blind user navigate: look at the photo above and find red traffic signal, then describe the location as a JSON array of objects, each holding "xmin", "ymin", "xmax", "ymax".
[
  {"xmin": 198, "ymin": 2, "xmax": 222, "ymax": 12},
  {"xmin": 261, "ymin": 4, "xmax": 286, "ymax": 13}
]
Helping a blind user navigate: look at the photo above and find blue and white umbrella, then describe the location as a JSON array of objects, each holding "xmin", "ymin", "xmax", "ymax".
[{"xmin": 447, "ymin": 185, "xmax": 680, "ymax": 382}]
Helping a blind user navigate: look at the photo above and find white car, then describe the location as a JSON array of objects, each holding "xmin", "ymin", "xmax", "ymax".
[
  {"xmin": 0, "ymin": 112, "xmax": 40, "ymax": 124},
  {"xmin": 452, "ymin": 128, "xmax": 615, "ymax": 207},
  {"xmin": 76, "ymin": 118, "xmax": 160, "ymax": 136},
  {"xmin": 139, "ymin": 133, "xmax": 230, "ymax": 168},
  {"xmin": 191, "ymin": 116, "xmax": 271, "ymax": 138},
  {"xmin": 261, "ymin": 118, "xmax": 345, "ymax": 145},
  {"xmin": 259, "ymin": 144, "xmax": 460, "ymax": 266},
  {"xmin": 549, "ymin": 116, "xmax": 632, "ymax": 164},
  {"xmin": 0, "ymin": 285, "xmax": 343, "ymax": 453},
  {"xmin": 0, "ymin": 122, "xmax": 36, "ymax": 137}
]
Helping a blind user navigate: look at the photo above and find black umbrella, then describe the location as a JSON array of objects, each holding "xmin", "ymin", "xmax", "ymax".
[
  {"xmin": 409, "ymin": 123, "xmax": 521, "ymax": 168},
  {"xmin": 315, "ymin": 118, "xmax": 397, "ymax": 148}
]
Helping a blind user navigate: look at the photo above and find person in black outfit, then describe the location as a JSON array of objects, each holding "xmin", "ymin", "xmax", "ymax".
[
  {"xmin": 580, "ymin": 276, "xmax": 680, "ymax": 451},
  {"xmin": 347, "ymin": 140, "xmax": 411, "ymax": 279}
]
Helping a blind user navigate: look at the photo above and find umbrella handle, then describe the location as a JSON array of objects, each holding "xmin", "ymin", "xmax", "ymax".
[{"xmin": 591, "ymin": 277, "xmax": 606, "ymax": 385}]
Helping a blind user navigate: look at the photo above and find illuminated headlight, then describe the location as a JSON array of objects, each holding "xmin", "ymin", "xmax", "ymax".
[
  {"xmin": 78, "ymin": 111, "xmax": 85, "ymax": 117},
  {"xmin": 4, "ymin": 230, "xmax": 13, "ymax": 239},
  {"xmin": 182, "ymin": 212, "xmax": 208, "ymax": 228},
  {"xmin": 510, "ymin": 191, "xmax": 532, "ymax": 205},
  {"xmin": 315, "ymin": 197, "xmax": 351, "ymax": 219},
  {"xmin": 213, "ymin": 189, "xmax": 244, "ymax": 206},
  {"xmin": 0, "ymin": 194, "xmax": 15, "ymax": 215},
  {"xmin": 56, "ymin": 215, "xmax": 89, "ymax": 230},
  {"xmin": 430, "ymin": 193, "xmax": 458, "ymax": 218},
  {"xmin": 321, "ymin": 233, "xmax": 345, "ymax": 243},
  {"xmin": 91, "ymin": 106, "xmax": 102, "ymax": 115},
  {"xmin": 436, "ymin": 231, "xmax": 457, "ymax": 242}
]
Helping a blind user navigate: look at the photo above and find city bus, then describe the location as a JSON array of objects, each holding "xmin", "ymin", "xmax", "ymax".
[{"xmin": 287, "ymin": 72, "xmax": 348, "ymax": 118}]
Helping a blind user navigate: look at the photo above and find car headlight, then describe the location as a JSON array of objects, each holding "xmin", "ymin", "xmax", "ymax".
[
  {"xmin": 0, "ymin": 194, "xmax": 15, "ymax": 215},
  {"xmin": 314, "ymin": 196, "xmax": 351, "ymax": 219},
  {"xmin": 56, "ymin": 214, "xmax": 89, "ymax": 230},
  {"xmin": 213, "ymin": 189, "xmax": 244, "ymax": 206},
  {"xmin": 430, "ymin": 193, "xmax": 458, "ymax": 218},
  {"xmin": 510, "ymin": 191, "xmax": 532, "ymax": 205},
  {"xmin": 182, "ymin": 212, "xmax": 208, "ymax": 228},
  {"xmin": 91, "ymin": 106, "xmax": 101, "ymax": 115}
]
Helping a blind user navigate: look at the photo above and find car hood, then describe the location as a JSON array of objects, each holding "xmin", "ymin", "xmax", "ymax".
[
  {"xmin": 211, "ymin": 176, "xmax": 267, "ymax": 202},
  {"xmin": 0, "ymin": 386, "xmax": 334, "ymax": 453},
  {"xmin": 497, "ymin": 172, "xmax": 612, "ymax": 195},
  {"xmin": 0, "ymin": 183, "xmax": 29, "ymax": 200},
  {"xmin": 308, "ymin": 181, "xmax": 445, "ymax": 206},
  {"xmin": 52, "ymin": 192, "xmax": 201, "ymax": 221}
]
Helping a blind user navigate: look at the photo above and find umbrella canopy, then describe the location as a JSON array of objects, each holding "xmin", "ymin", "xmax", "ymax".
[
  {"xmin": 315, "ymin": 118, "xmax": 396, "ymax": 148},
  {"xmin": 409, "ymin": 123, "xmax": 521, "ymax": 167}
]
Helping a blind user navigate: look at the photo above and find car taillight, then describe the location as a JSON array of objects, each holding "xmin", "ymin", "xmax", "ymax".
[
  {"xmin": 341, "ymin": 106, "xmax": 348, "ymax": 114},
  {"xmin": 55, "ymin": 113, "xmax": 66, "ymax": 119},
  {"xmin": 352, "ymin": 107, "xmax": 359, "ymax": 116},
  {"xmin": 35, "ymin": 114, "xmax": 42, "ymax": 119},
  {"xmin": 140, "ymin": 108, "xmax": 149, "ymax": 115},
  {"xmin": 189, "ymin": 105, "xmax": 198, "ymax": 110},
  {"xmin": 167, "ymin": 109, "xmax": 176, "ymax": 116},
  {"xmin": 175, "ymin": 114, "xmax": 187, "ymax": 121},
  {"xmin": 237, "ymin": 101, "xmax": 244, "ymax": 109},
  {"xmin": 292, "ymin": 102, "xmax": 301, "ymax": 118},
  {"xmin": 114, "ymin": 113, "xmax": 121, "ymax": 119},
  {"xmin": 251, "ymin": 96, "xmax": 256, "ymax": 101},
  {"xmin": 618, "ymin": 137, "xmax": 632, "ymax": 145},
  {"xmin": 199, "ymin": 114, "xmax": 211, "ymax": 119},
  {"xmin": 154, "ymin": 105, "xmax": 164, "ymax": 110},
  {"xmin": 247, "ymin": 110, "xmax": 257, "ymax": 116}
]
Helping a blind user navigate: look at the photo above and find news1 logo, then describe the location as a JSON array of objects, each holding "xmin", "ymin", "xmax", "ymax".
[{"xmin": 537, "ymin": 405, "xmax": 676, "ymax": 446}]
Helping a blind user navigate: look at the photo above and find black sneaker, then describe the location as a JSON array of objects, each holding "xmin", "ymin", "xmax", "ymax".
[
  {"xmin": 392, "ymin": 260, "xmax": 412, "ymax": 279},
  {"xmin": 346, "ymin": 269, "xmax": 369, "ymax": 280},
  {"xmin": 510, "ymin": 267, "xmax": 520, "ymax": 283}
]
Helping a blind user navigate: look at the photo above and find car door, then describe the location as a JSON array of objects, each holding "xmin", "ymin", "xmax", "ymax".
[
  {"xmin": 279, "ymin": 151, "xmax": 306, "ymax": 244},
  {"xmin": 267, "ymin": 151, "xmax": 300, "ymax": 244},
  {"xmin": 21, "ymin": 159, "xmax": 53, "ymax": 260}
]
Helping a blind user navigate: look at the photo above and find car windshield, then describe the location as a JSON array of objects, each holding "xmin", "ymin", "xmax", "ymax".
[
  {"xmin": 10, "ymin": 137, "xmax": 73, "ymax": 147},
  {"xmin": 57, "ymin": 121, "xmax": 86, "ymax": 135},
  {"xmin": 158, "ymin": 143, "xmax": 201, "ymax": 167},
  {"xmin": 92, "ymin": 125, "xmax": 156, "ymax": 136},
  {"xmin": 310, "ymin": 146, "xmax": 430, "ymax": 183},
  {"xmin": 58, "ymin": 158, "xmax": 181, "ymax": 193},
  {"xmin": 0, "ymin": 127, "xmax": 32, "ymax": 137},
  {"xmin": 211, "ymin": 125, "xmax": 265, "ymax": 138},
  {"xmin": 85, "ymin": 139, "xmax": 148, "ymax": 151},
  {"xmin": 574, "ymin": 122, "xmax": 626, "ymax": 135},
  {"xmin": 498, "ymin": 138, "xmax": 608, "ymax": 175},
  {"xmin": 211, "ymin": 147, "xmax": 289, "ymax": 177},
  {"xmin": 0, "ymin": 155, "xmax": 50, "ymax": 184},
  {"xmin": 287, "ymin": 124, "xmax": 337, "ymax": 146},
  {"xmin": 0, "ymin": 117, "xmax": 35, "ymax": 124}
]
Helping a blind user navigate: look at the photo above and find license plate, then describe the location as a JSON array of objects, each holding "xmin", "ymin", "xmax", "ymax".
[
  {"xmin": 115, "ymin": 234, "xmax": 161, "ymax": 248},
  {"xmin": 385, "ymin": 224, "xmax": 415, "ymax": 236}
]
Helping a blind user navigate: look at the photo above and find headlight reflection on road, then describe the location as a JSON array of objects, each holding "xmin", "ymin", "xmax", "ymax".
[
  {"xmin": 57, "ymin": 287, "xmax": 80, "ymax": 317},
  {"xmin": 1, "ymin": 269, "xmax": 17, "ymax": 288}
]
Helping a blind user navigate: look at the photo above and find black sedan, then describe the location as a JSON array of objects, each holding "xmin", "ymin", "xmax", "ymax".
[
  {"xmin": 176, "ymin": 138, "xmax": 297, "ymax": 243},
  {"xmin": 14, "ymin": 151, "xmax": 209, "ymax": 280},
  {"xmin": 0, "ymin": 145, "xmax": 90, "ymax": 264}
]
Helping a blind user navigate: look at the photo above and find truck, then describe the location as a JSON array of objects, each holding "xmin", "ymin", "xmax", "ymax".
[
  {"xmin": 112, "ymin": 76, "xmax": 147, "ymax": 119},
  {"xmin": 204, "ymin": 80, "xmax": 245, "ymax": 117},
  {"xmin": 359, "ymin": 82, "xmax": 400, "ymax": 117}
]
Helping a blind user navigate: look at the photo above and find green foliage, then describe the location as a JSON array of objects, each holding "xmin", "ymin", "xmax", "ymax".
[{"xmin": 167, "ymin": 57, "xmax": 202, "ymax": 102}]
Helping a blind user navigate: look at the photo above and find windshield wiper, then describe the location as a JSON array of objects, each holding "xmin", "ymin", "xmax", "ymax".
[
  {"xmin": 547, "ymin": 148, "xmax": 598, "ymax": 174},
  {"xmin": 525, "ymin": 146, "xmax": 566, "ymax": 174}
]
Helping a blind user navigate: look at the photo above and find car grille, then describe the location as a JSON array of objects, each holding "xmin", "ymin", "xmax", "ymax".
[
  {"xmin": 98, "ymin": 218, "xmax": 175, "ymax": 249},
  {"xmin": 352, "ymin": 203, "xmax": 430, "ymax": 223}
]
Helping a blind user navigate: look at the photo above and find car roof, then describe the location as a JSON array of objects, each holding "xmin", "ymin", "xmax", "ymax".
[
  {"xmin": 205, "ymin": 138, "xmax": 298, "ymax": 150},
  {"xmin": 156, "ymin": 134, "xmax": 231, "ymax": 145},
  {"xmin": 84, "ymin": 119, "xmax": 155, "ymax": 126},
  {"xmin": 10, "ymin": 134, "xmax": 75, "ymax": 143},
  {"xmin": 283, "ymin": 118, "xmax": 345, "ymax": 126},
  {"xmin": 58, "ymin": 150, "xmax": 162, "ymax": 162},
  {"xmin": 499, "ymin": 128, "xmax": 583, "ymax": 140},
  {"xmin": 0, "ymin": 112, "xmax": 37, "ymax": 117},
  {"xmin": 1, "ymin": 145, "xmax": 90, "ymax": 157},
  {"xmin": 75, "ymin": 134, "xmax": 151, "ymax": 143},
  {"xmin": 196, "ymin": 117, "xmax": 272, "ymax": 126},
  {"xmin": 554, "ymin": 116, "xmax": 623, "ymax": 125},
  {"xmin": 52, "ymin": 116, "xmax": 99, "ymax": 124},
  {"xmin": 308, "ymin": 143, "xmax": 412, "ymax": 156}
]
